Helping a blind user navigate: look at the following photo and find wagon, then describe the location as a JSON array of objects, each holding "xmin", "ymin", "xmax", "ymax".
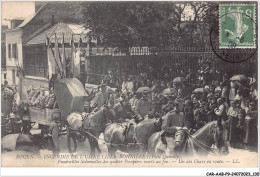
[{"xmin": 27, "ymin": 78, "xmax": 87, "ymax": 146}]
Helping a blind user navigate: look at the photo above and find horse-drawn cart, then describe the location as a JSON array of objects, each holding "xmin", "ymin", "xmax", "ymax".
[{"xmin": 24, "ymin": 78, "xmax": 88, "ymax": 152}]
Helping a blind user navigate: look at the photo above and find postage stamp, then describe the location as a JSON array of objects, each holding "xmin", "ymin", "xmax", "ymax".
[{"xmin": 219, "ymin": 4, "xmax": 256, "ymax": 48}]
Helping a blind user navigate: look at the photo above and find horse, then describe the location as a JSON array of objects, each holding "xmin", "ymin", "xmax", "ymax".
[
  {"xmin": 148, "ymin": 118, "xmax": 229, "ymax": 156},
  {"xmin": 103, "ymin": 117, "xmax": 163, "ymax": 155},
  {"xmin": 67, "ymin": 106, "xmax": 114, "ymax": 155}
]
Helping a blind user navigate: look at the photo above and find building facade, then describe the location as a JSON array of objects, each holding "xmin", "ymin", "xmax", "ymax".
[{"xmin": 4, "ymin": 2, "xmax": 82, "ymax": 87}]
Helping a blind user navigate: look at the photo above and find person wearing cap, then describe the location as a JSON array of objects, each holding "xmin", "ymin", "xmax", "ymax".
[
  {"xmin": 113, "ymin": 94, "xmax": 134, "ymax": 122},
  {"xmin": 134, "ymin": 91, "xmax": 155, "ymax": 120},
  {"xmin": 48, "ymin": 111, "xmax": 61, "ymax": 155},
  {"xmin": 161, "ymin": 101, "xmax": 188, "ymax": 155}
]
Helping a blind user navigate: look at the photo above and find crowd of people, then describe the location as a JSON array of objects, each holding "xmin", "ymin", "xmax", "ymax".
[{"xmin": 88, "ymin": 58, "xmax": 258, "ymax": 148}]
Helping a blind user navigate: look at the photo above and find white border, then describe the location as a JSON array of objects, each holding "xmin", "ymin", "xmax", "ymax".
[
  {"xmin": 1, "ymin": 0, "xmax": 259, "ymax": 176},
  {"xmin": 1, "ymin": 167, "xmax": 260, "ymax": 176}
]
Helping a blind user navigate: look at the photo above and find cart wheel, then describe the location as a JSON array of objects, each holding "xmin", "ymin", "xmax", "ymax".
[{"xmin": 67, "ymin": 126, "xmax": 77, "ymax": 153}]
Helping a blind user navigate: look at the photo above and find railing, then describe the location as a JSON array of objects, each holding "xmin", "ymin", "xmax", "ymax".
[{"xmin": 90, "ymin": 47, "xmax": 214, "ymax": 56}]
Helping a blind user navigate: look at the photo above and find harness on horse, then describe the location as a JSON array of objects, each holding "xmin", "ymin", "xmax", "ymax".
[{"xmin": 121, "ymin": 121, "xmax": 137, "ymax": 146}]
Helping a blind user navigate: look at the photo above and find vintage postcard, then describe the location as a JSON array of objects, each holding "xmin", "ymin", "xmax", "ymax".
[{"xmin": 1, "ymin": 1, "xmax": 258, "ymax": 172}]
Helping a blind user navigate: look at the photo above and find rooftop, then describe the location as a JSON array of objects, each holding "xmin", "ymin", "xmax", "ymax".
[{"xmin": 26, "ymin": 22, "xmax": 91, "ymax": 45}]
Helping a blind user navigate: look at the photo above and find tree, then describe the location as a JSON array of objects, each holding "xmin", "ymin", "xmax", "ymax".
[{"xmin": 76, "ymin": 2, "xmax": 218, "ymax": 49}]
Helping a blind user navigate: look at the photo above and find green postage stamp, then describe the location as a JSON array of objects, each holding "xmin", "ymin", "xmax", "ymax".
[{"xmin": 219, "ymin": 4, "xmax": 256, "ymax": 48}]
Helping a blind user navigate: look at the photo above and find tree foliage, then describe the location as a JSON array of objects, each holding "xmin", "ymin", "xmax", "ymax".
[{"xmin": 76, "ymin": 2, "xmax": 218, "ymax": 49}]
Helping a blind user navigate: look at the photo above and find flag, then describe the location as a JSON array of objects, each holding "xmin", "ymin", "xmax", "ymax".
[
  {"xmin": 47, "ymin": 36, "xmax": 62, "ymax": 78},
  {"xmin": 74, "ymin": 35, "xmax": 82, "ymax": 77},
  {"xmin": 62, "ymin": 33, "xmax": 66, "ymax": 78},
  {"xmin": 70, "ymin": 34, "xmax": 75, "ymax": 77},
  {"xmin": 54, "ymin": 33, "xmax": 63, "ymax": 78}
]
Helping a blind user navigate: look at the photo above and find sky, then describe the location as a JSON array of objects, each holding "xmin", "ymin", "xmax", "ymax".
[{"xmin": 1, "ymin": 1, "xmax": 35, "ymax": 27}]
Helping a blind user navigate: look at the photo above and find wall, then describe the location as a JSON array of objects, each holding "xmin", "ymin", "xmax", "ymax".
[{"xmin": 5, "ymin": 29, "xmax": 23, "ymax": 85}]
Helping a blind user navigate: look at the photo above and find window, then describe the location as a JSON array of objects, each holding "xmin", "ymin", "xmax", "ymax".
[
  {"xmin": 24, "ymin": 46, "xmax": 48, "ymax": 78},
  {"xmin": 12, "ymin": 44, "xmax": 18, "ymax": 59},
  {"xmin": 8, "ymin": 44, "xmax": 11, "ymax": 58}
]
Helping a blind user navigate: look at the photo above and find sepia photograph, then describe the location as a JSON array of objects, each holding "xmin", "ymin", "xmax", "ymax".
[{"xmin": 0, "ymin": 0, "xmax": 258, "ymax": 174}]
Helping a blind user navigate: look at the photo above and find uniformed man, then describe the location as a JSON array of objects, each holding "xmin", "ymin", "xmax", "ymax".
[
  {"xmin": 113, "ymin": 94, "xmax": 134, "ymax": 122},
  {"xmin": 161, "ymin": 101, "xmax": 188, "ymax": 155},
  {"xmin": 91, "ymin": 80, "xmax": 112, "ymax": 110},
  {"xmin": 134, "ymin": 91, "xmax": 155, "ymax": 120}
]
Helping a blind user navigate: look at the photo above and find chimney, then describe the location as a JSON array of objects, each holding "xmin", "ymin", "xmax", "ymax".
[{"xmin": 51, "ymin": 14, "xmax": 55, "ymax": 25}]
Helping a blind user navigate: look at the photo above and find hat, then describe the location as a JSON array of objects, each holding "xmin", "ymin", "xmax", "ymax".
[
  {"xmin": 191, "ymin": 94, "xmax": 196, "ymax": 100},
  {"xmin": 204, "ymin": 85, "xmax": 210, "ymax": 90},
  {"xmin": 217, "ymin": 98, "xmax": 224, "ymax": 105},
  {"xmin": 214, "ymin": 86, "xmax": 222, "ymax": 93},
  {"xmin": 52, "ymin": 112, "xmax": 61, "ymax": 121},
  {"xmin": 207, "ymin": 93, "xmax": 214, "ymax": 98}
]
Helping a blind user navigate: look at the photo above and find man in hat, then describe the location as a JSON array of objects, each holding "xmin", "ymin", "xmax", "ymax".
[
  {"xmin": 161, "ymin": 101, "xmax": 188, "ymax": 155},
  {"xmin": 95, "ymin": 80, "xmax": 112, "ymax": 109},
  {"xmin": 135, "ymin": 91, "xmax": 155, "ymax": 120},
  {"xmin": 113, "ymin": 94, "xmax": 134, "ymax": 122}
]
